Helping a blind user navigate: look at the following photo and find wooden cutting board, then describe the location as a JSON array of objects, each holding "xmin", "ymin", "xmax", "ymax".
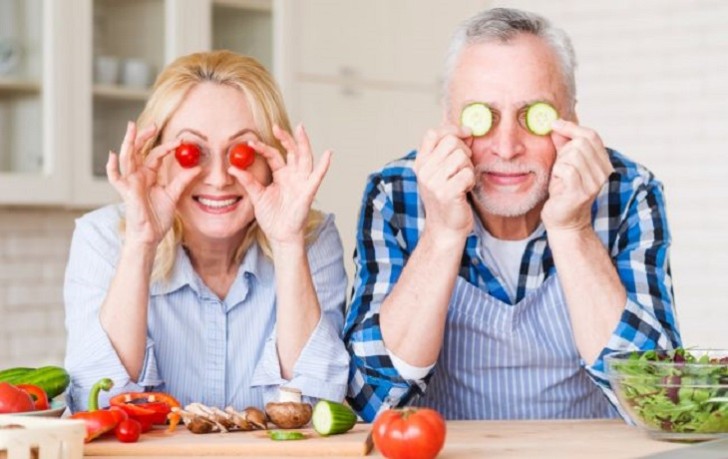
[{"xmin": 84, "ymin": 425, "xmax": 373, "ymax": 457}]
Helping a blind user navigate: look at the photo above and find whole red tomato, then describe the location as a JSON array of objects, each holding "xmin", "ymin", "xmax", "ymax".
[
  {"xmin": 229, "ymin": 143, "xmax": 255, "ymax": 169},
  {"xmin": 372, "ymin": 408, "xmax": 446, "ymax": 459},
  {"xmin": 0, "ymin": 382, "xmax": 36, "ymax": 414},
  {"xmin": 175, "ymin": 143, "xmax": 201, "ymax": 168},
  {"xmin": 114, "ymin": 418, "xmax": 142, "ymax": 443}
]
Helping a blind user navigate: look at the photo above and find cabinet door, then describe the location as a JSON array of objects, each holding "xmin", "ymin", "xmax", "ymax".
[
  {"xmin": 292, "ymin": 81, "xmax": 442, "ymax": 275},
  {"xmin": 0, "ymin": 0, "xmax": 72, "ymax": 204},
  {"xmin": 212, "ymin": 0, "xmax": 273, "ymax": 73},
  {"xmin": 291, "ymin": 0, "xmax": 487, "ymax": 86},
  {"xmin": 71, "ymin": 0, "xmax": 274, "ymax": 207},
  {"xmin": 70, "ymin": 0, "xmax": 170, "ymax": 207}
]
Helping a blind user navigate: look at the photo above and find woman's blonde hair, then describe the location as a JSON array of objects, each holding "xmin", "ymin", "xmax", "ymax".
[{"xmin": 130, "ymin": 50, "xmax": 323, "ymax": 282}]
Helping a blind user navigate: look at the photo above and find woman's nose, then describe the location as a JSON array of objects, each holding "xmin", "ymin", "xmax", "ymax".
[{"xmin": 202, "ymin": 152, "xmax": 234, "ymax": 188}]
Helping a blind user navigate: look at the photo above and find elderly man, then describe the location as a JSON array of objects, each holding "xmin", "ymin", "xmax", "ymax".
[{"xmin": 344, "ymin": 7, "xmax": 680, "ymax": 421}]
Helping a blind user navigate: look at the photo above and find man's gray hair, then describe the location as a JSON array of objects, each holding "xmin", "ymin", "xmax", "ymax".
[{"xmin": 444, "ymin": 8, "xmax": 577, "ymax": 109}]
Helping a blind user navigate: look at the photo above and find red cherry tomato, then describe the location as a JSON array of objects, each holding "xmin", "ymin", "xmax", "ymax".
[
  {"xmin": 175, "ymin": 143, "xmax": 201, "ymax": 168},
  {"xmin": 114, "ymin": 418, "xmax": 142, "ymax": 443},
  {"xmin": 229, "ymin": 143, "xmax": 255, "ymax": 169},
  {"xmin": 371, "ymin": 408, "xmax": 446, "ymax": 459}
]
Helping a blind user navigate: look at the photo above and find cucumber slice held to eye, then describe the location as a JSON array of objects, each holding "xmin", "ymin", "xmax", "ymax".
[
  {"xmin": 525, "ymin": 102, "xmax": 558, "ymax": 136},
  {"xmin": 460, "ymin": 102, "xmax": 493, "ymax": 137}
]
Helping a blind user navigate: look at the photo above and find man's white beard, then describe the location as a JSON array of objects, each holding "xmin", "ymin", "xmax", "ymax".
[{"xmin": 471, "ymin": 163, "xmax": 550, "ymax": 217}]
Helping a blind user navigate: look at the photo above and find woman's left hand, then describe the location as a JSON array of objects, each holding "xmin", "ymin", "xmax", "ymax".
[{"xmin": 229, "ymin": 123, "xmax": 332, "ymax": 246}]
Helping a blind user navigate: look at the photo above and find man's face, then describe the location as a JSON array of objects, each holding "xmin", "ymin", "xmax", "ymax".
[{"xmin": 447, "ymin": 34, "xmax": 572, "ymax": 218}]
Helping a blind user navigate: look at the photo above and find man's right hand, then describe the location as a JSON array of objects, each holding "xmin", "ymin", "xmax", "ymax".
[{"xmin": 413, "ymin": 125, "xmax": 476, "ymax": 245}]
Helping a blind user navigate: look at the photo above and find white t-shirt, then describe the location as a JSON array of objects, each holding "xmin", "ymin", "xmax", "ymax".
[{"xmin": 477, "ymin": 227, "xmax": 532, "ymax": 302}]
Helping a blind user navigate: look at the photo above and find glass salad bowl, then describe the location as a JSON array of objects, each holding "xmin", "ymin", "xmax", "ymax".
[{"xmin": 605, "ymin": 349, "xmax": 728, "ymax": 442}]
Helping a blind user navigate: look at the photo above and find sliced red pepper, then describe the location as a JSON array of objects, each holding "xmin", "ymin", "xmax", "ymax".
[
  {"xmin": 16, "ymin": 384, "xmax": 49, "ymax": 411},
  {"xmin": 109, "ymin": 392, "xmax": 180, "ymax": 426},
  {"xmin": 113, "ymin": 404, "xmax": 156, "ymax": 432},
  {"xmin": 69, "ymin": 378, "xmax": 119, "ymax": 442},
  {"xmin": 107, "ymin": 405, "xmax": 129, "ymax": 424}
]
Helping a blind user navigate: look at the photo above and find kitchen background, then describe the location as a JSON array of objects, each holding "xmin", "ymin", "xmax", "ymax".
[{"xmin": 0, "ymin": 0, "xmax": 726, "ymax": 369}]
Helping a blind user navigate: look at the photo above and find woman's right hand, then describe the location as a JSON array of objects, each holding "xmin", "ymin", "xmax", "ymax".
[{"xmin": 106, "ymin": 121, "xmax": 201, "ymax": 248}]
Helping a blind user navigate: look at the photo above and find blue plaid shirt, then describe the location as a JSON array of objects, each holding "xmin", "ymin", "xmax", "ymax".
[{"xmin": 344, "ymin": 148, "xmax": 681, "ymax": 422}]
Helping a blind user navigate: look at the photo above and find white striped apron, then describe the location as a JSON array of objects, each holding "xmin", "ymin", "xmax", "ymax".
[{"xmin": 411, "ymin": 275, "xmax": 618, "ymax": 419}]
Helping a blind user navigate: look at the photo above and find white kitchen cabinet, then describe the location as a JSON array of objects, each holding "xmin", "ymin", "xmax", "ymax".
[
  {"xmin": 292, "ymin": 81, "xmax": 442, "ymax": 274},
  {"xmin": 72, "ymin": 0, "xmax": 275, "ymax": 207},
  {"xmin": 290, "ymin": 0, "xmax": 486, "ymax": 86},
  {"xmin": 283, "ymin": 0, "xmax": 488, "ymax": 275},
  {"xmin": 0, "ymin": 0, "xmax": 73, "ymax": 204},
  {"xmin": 0, "ymin": 0, "xmax": 274, "ymax": 207}
]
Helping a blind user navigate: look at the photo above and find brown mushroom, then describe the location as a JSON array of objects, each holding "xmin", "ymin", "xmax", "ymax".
[
  {"xmin": 265, "ymin": 387, "xmax": 312, "ymax": 429},
  {"xmin": 187, "ymin": 416, "xmax": 217, "ymax": 434},
  {"xmin": 265, "ymin": 401, "xmax": 313, "ymax": 429},
  {"xmin": 243, "ymin": 407, "xmax": 268, "ymax": 430}
]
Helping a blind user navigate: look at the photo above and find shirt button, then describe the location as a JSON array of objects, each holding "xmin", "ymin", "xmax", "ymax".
[{"xmin": 471, "ymin": 258, "xmax": 480, "ymax": 266}]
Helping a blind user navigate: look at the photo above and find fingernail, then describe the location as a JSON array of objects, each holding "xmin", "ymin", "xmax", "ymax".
[{"xmin": 552, "ymin": 119, "xmax": 563, "ymax": 128}]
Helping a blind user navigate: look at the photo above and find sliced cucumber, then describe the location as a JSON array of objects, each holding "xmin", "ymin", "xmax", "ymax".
[
  {"xmin": 460, "ymin": 102, "xmax": 492, "ymax": 137},
  {"xmin": 525, "ymin": 102, "xmax": 558, "ymax": 136},
  {"xmin": 268, "ymin": 430, "xmax": 306, "ymax": 441},
  {"xmin": 312, "ymin": 400, "xmax": 357, "ymax": 436}
]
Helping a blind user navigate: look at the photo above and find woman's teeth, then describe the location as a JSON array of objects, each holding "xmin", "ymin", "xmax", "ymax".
[{"xmin": 197, "ymin": 197, "xmax": 238, "ymax": 208}]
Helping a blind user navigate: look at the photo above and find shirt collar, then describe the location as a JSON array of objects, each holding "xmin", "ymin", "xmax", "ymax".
[{"xmin": 149, "ymin": 242, "xmax": 273, "ymax": 297}]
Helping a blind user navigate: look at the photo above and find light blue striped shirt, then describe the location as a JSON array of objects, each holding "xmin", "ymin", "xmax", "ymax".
[{"xmin": 64, "ymin": 204, "xmax": 349, "ymax": 412}]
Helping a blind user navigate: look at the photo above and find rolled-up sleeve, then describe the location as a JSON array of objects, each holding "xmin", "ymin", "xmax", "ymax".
[
  {"xmin": 251, "ymin": 214, "xmax": 350, "ymax": 404},
  {"xmin": 63, "ymin": 207, "xmax": 162, "ymax": 412}
]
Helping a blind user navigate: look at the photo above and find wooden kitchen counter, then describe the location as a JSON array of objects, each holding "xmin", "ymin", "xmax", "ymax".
[{"xmin": 83, "ymin": 419, "xmax": 694, "ymax": 459}]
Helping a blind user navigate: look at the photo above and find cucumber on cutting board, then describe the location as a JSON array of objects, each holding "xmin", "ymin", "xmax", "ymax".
[
  {"xmin": 312, "ymin": 400, "xmax": 357, "ymax": 436},
  {"xmin": 525, "ymin": 102, "xmax": 558, "ymax": 135},
  {"xmin": 460, "ymin": 102, "xmax": 493, "ymax": 137}
]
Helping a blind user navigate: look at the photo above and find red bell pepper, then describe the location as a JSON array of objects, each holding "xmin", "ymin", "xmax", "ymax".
[
  {"xmin": 109, "ymin": 392, "xmax": 180, "ymax": 427},
  {"xmin": 69, "ymin": 378, "xmax": 119, "ymax": 442},
  {"xmin": 16, "ymin": 384, "xmax": 49, "ymax": 411}
]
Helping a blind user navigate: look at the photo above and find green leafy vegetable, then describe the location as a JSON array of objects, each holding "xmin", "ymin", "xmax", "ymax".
[{"xmin": 608, "ymin": 348, "xmax": 728, "ymax": 434}]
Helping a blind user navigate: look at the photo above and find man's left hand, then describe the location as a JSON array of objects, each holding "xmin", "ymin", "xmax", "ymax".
[{"xmin": 541, "ymin": 120, "xmax": 614, "ymax": 233}]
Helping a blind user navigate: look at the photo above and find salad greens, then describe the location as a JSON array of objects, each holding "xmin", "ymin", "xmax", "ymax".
[{"xmin": 609, "ymin": 348, "xmax": 728, "ymax": 434}]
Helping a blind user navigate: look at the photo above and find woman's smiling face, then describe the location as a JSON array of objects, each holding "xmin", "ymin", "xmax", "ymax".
[{"xmin": 160, "ymin": 81, "xmax": 272, "ymax": 243}]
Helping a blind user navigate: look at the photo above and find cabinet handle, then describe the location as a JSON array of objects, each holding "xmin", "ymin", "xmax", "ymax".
[{"xmin": 339, "ymin": 66, "xmax": 360, "ymax": 97}]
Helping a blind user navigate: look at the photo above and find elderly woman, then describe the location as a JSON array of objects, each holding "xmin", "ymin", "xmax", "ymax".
[{"xmin": 64, "ymin": 51, "xmax": 348, "ymax": 411}]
